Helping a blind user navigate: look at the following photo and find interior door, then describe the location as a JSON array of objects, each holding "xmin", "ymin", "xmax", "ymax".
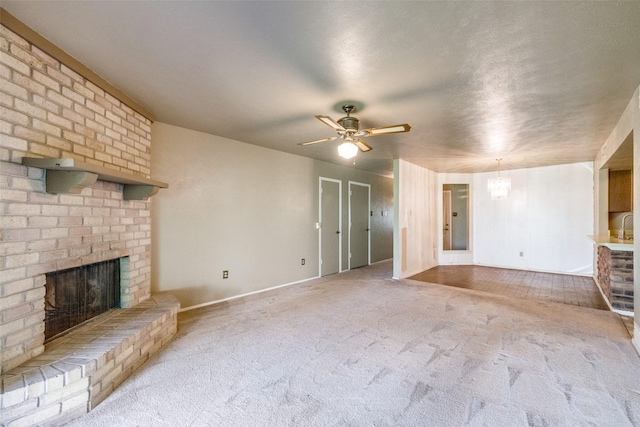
[
  {"xmin": 320, "ymin": 178, "xmax": 341, "ymax": 276},
  {"xmin": 443, "ymin": 190, "xmax": 452, "ymax": 250},
  {"xmin": 349, "ymin": 182, "xmax": 370, "ymax": 269}
]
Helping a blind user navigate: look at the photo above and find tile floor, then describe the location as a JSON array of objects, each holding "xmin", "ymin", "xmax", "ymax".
[
  {"xmin": 410, "ymin": 265, "xmax": 637, "ymax": 339},
  {"xmin": 409, "ymin": 265, "xmax": 609, "ymax": 310}
]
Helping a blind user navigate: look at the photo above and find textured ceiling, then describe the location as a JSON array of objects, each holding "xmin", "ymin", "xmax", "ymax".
[{"xmin": 3, "ymin": 1, "xmax": 640, "ymax": 176}]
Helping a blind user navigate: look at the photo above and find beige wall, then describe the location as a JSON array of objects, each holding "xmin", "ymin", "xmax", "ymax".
[{"xmin": 151, "ymin": 122, "xmax": 393, "ymax": 309}]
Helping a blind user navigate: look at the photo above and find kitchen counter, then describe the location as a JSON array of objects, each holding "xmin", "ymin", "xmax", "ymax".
[{"xmin": 589, "ymin": 235, "xmax": 634, "ymax": 251}]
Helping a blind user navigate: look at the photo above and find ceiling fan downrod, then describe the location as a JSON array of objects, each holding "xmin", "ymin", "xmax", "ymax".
[{"xmin": 342, "ymin": 105, "xmax": 356, "ymax": 116}]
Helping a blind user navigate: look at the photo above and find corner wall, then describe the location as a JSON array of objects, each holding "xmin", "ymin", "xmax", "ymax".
[
  {"xmin": 393, "ymin": 159, "xmax": 439, "ymax": 279},
  {"xmin": 150, "ymin": 122, "xmax": 394, "ymax": 310},
  {"xmin": 594, "ymin": 86, "xmax": 639, "ymax": 351}
]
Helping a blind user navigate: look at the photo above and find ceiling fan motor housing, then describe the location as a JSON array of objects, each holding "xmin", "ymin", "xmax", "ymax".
[{"xmin": 338, "ymin": 116, "xmax": 359, "ymax": 131}]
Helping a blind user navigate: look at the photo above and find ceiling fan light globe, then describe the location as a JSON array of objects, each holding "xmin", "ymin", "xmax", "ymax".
[{"xmin": 338, "ymin": 141, "xmax": 359, "ymax": 159}]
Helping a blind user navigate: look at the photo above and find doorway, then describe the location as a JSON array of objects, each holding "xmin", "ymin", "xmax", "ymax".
[
  {"xmin": 442, "ymin": 184, "xmax": 469, "ymax": 251},
  {"xmin": 443, "ymin": 190, "xmax": 452, "ymax": 250},
  {"xmin": 320, "ymin": 178, "xmax": 341, "ymax": 276},
  {"xmin": 349, "ymin": 181, "xmax": 370, "ymax": 269}
]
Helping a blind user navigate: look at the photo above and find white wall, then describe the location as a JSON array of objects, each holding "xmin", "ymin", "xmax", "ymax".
[
  {"xmin": 393, "ymin": 159, "xmax": 439, "ymax": 278},
  {"xmin": 473, "ymin": 162, "xmax": 594, "ymax": 275},
  {"xmin": 151, "ymin": 122, "xmax": 394, "ymax": 309}
]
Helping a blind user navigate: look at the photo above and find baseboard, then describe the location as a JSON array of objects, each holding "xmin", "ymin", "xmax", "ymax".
[
  {"xmin": 474, "ymin": 262, "xmax": 593, "ymax": 277},
  {"xmin": 179, "ymin": 259, "xmax": 394, "ymax": 313},
  {"xmin": 591, "ymin": 273, "xmax": 635, "ymax": 316},
  {"xmin": 371, "ymin": 258, "xmax": 393, "ymax": 265},
  {"xmin": 179, "ymin": 275, "xmax": 321, "ymax": 313},
  {"xmin": 592, "ymin": 274, "xmax": 615, "ymax": 311}
]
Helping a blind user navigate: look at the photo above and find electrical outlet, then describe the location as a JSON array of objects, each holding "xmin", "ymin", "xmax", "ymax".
[
  {"xmin": 223, "ymin": 270, "xmax": 229, "ymax": 279},
  {"xmin": 301, "ymin": 258, "xmax": 305, "ymax": 265}
]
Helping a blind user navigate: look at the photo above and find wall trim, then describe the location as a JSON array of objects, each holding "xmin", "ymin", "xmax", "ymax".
[
  {"xmin": 0, "ymin": 7, "xmax": 154, "ymax": 122},
  {"xmin": 348, "ymin": 180, "xmax": 372, "ymax": 270},
  {"xmin": 179, "ymin": 275, "xmax": 321, "ymax": 313},
  {"xmin": 319, "ymin": 177, "xmax": 343, "ymax": 275},
  {"xmin": 179, "ymin": 257, "xmax": 396, "ymax": 313},
  {"xmin": 473, "ymin": 262, "xmax": 593, "ymax": 277}
]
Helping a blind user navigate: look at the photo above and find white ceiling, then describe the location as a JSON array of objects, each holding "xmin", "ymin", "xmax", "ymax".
[{"xmin": 3, "ymin": 1, "xmax": 640, "ymax": 176}]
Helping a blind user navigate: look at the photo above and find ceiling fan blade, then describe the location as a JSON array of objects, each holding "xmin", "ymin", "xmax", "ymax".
[
  {"xmin": 297, "ymin": 136, "xmax": 338, "ymax": 146},
  {"xmin": 363, "ymin": 123, "xmax": 411, "ymax": 136},
  {"xmin": 354, "ymin": 138, "xmax": 372, "ymax": 152},
  {"xmin": 315, "ymin": 115, "xmax": 345, "ymax": 131}
]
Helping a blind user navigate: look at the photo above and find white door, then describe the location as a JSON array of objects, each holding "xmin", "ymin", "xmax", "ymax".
[
  {"xmin": 320, "ymin": 178, "xmax": 341, "ymax": 276},
  {"xmin": 349, "ymin": 182, "xmax": 370, "ymax": 269}
]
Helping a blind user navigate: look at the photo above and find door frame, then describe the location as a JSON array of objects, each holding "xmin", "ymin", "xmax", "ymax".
[
  {"xmin": 348, "ymin": 181, "xmax": 371, "ymax": 270},
  {"xmin": 319, "ymin": 177, "xmax": 342, "ymax": 276}
]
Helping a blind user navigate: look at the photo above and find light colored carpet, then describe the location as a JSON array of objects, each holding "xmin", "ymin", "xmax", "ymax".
[{"xmin": 67, "ymin": 261, "xmax": 640, "ymax": 426}]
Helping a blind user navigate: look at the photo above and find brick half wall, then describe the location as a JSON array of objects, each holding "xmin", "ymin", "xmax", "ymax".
[{"xmin": 597, "ymin": 246, "xmax": 634, "ymax": 312}]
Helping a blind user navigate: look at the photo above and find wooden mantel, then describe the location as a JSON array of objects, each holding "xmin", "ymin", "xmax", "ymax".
[{"xmin": 22, "ymin": 157, "xmax": 168, "ymax": 200}]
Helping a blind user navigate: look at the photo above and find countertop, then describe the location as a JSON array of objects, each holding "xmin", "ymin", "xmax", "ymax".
[{"xmin": 589, "ymin": 235, "xmax": 634, "ymax": 251}]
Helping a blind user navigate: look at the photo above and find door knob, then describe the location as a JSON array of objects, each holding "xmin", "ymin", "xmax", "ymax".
[{"xmin": 336, "ymin": 231, "xmax": 340, "ymax": 234}]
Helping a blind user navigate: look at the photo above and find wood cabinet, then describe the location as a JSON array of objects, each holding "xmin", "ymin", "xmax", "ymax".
[{"xmin": 609, "ymin": 169, "xmax": 633, "ymax": 212}]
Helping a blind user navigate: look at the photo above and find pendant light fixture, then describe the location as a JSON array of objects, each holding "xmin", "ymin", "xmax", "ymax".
[{"xmin": 487, "ymin": 158, "xmax": 511, "ymax": 199}]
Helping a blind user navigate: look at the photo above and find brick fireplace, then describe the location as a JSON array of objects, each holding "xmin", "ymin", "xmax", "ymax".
[
  {"xmin": 43, "ymin": 257, "xmax": 122, "ymax": 342},
  {"xmin": 1, "ymin": 15, "xmax": 177, "ymax": 425}
]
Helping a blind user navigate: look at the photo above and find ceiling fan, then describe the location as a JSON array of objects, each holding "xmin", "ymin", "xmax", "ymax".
[{"xmin": 297, "ymin": 104, "xmax": 411, "ymax": 159}]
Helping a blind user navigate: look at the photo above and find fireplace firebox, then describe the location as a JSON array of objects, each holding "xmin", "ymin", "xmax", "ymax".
[{"xmin": 44, "ymin": 258, "xmax": 121, "ymax": 342}]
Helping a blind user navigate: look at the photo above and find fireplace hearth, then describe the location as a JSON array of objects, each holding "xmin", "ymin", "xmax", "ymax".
[{"xmin": 44, "ymin": 258, "xmax": 122, "ymax": 342}]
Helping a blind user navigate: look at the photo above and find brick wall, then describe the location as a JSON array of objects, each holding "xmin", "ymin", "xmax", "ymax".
[
  {"xmin": 597, "ymin": 246, "xmax": 611, "ymax": 298},
  {"xmin": 609, "ymin": 250, "xmax": 634, "ymax": 311},
  {"xmin": 0, "ymin": 23, "xmax": 154, "ymax": 374},
  {"xmin": 597, "ymin": 246, "xmax": 634, "ymax": 311}
]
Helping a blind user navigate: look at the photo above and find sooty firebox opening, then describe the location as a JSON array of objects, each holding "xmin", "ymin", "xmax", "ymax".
[{"xmin": 44, "ymin": 258, "xmax": 121, "ymax": 342}]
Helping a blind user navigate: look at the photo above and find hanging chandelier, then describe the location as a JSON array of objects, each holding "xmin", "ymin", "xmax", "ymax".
[{"xmin": 487, "ymin": 158, "xmax": 511, "ymax": 199}]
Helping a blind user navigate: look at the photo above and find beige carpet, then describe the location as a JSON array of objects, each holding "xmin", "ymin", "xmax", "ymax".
[{"xmin": 67, "ymin": 261, "xmax": 640, "ymax": 426}]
